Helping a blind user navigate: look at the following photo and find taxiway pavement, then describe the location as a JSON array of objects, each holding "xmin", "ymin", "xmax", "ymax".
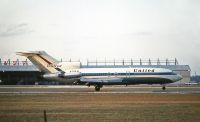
[{"xmin": 0, "ymin": 85, "xmax": 199, "ymax": 94}]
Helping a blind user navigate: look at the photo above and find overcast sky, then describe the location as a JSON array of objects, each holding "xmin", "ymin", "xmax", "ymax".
[{"xmin": 0, "ymin": 0, "xmax": 200, "ymax": 74}]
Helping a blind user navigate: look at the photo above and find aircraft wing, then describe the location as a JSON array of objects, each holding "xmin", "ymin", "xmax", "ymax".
[{"xmin": 80, "ymin": 77, "xmax": 123, "ymax": 84}]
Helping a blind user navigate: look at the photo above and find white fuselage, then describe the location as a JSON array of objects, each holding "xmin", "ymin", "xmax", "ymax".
[{"xmin": 44, "ymin": 66, "xmax": 182, "ymax": 85}]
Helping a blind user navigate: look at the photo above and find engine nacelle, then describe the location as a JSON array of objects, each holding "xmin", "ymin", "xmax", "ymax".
[
  {"xmin": 43, "ymin": 73, "xmax": 60, "ymax": 79},
  {"xmin": 63, "ymin": 72, "xmax": 81, "ymax": 78},
  {"xmin": 43, "ymin": 72, "xmax": 81, "ymax": 79}
]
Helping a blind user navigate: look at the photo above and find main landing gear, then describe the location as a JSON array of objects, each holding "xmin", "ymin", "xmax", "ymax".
[
  {"xmin": 95, "ymin": 85, "xmax": 103, "ymax": 91},
  {"xmin": 162, "ymin": 85, "xmax": 166, "ymax": 90}
]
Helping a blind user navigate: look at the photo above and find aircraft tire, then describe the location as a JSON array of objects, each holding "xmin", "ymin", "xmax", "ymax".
[
  {"xmin": 162, "ymin": 85, "xmax": 166, "ymax": 90},
  {"xmin": 95, "ymin": 86, "xmax": 101, "ymax": 91}
]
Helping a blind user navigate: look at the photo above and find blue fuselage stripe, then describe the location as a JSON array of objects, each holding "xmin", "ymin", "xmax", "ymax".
[{"xmin": 81, "ymin": 72, "xmax": 175, "ymax": 76}]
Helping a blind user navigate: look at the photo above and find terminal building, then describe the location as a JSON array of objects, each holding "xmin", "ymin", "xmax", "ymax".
[{"xmin": 0, "ymin": 58, "xmax": 191, "ymax": 85}]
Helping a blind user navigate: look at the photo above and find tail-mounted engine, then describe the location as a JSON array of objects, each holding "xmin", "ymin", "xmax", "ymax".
[{"xmin": 43, "ymin": 72, "xmax": 81, "ymax": 79}]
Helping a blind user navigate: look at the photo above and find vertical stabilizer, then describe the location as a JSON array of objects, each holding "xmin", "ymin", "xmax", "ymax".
[{"xmin": 16, "ymin": 51, "xmax": 59, "ymax": 73}]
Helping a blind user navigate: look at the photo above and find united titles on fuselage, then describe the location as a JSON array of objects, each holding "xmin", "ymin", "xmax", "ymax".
[{"xmin": 133, "ymin": 69, "xmax": 155, "ymax": 73}]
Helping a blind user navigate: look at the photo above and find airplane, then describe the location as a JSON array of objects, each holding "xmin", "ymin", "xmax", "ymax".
[{"xmin": 16, "ymin": 51, "xmax": 183, "ymax": 91}]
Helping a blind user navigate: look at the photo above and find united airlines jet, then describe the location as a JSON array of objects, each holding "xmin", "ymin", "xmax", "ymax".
[{"xmin": 16, "ymin": 51, "xmax": 182, "ymax": 91}]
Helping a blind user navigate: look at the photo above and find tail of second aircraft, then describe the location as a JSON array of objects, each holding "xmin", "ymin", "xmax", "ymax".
[{"xmin": 16, "ymin": 51, "xmax": 59, "ymax": 73}]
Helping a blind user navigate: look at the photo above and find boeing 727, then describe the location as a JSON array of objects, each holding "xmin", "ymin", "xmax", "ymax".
[{"xmin": 16, "ymin": 51, "xmax": 182, "ymax": 91}]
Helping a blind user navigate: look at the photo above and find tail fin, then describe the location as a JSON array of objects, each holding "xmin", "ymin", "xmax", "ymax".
[{"xmin": 16, "ymin": 51, "xmax": 59, "ymax": 73}]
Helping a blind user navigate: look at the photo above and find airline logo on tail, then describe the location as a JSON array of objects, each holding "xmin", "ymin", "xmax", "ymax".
[
  {"xmin": 16, "ymin": 51, "xmax": 59, "ymax": 73},
  {"xmin": 47, "ymin": 64, "xmax": 62, "ymax": 68}
]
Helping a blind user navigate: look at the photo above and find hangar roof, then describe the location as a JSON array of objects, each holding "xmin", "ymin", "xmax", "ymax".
[{"xmin": 0, "ymin": 64, "xmax": 190, "ymax": 72}]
